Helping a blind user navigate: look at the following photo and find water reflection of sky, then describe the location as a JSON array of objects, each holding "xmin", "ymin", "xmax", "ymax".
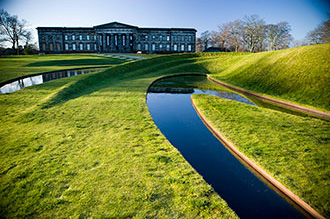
[
  {"xmin": 0, "ymin": 75, "xmax": 43, "ymax": 94},
  {"xmin": 194, "ymin": 89, "xmax": 257, "ymax": 106},
  {"xmin": 0, "ymin": 68, "xmax": 102, "ymax": 94}
]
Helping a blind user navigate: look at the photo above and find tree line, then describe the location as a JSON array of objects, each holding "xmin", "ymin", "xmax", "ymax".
[{"xmin": 197, "ymin": 14, "xmax": 330, "ymax": 53}]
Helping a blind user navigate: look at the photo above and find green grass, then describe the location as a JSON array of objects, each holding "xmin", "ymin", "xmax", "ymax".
[
  {"xmin": 191, "ymin": 94, "xmax": 330, "ymax": 217},
  {"xmin": 0, "ymin": 55, "xmax": 237, "ymax": 218},
  {"xmin": 0, "ymin": 54, "xmax": 126, "ymax": 83},
  {"xmin": 0, "ymin": 44, "xmax": 329, "ymax": 217},
  {"xmin": 207, "ymin": 43, "xmax": 330, "ymax": 111}
]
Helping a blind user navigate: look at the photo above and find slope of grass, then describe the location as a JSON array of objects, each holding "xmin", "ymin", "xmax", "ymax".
[
  {"xmin": 1, "ymin": 44, "xmax": 329, "ymax": 217},
  {"xmin": 191, "ymin": 94, "xmax": 330, "ymax": 217},
  {"xmin": 207, "ymin": 43, "xmax": 330, "ymax": 111},
  {"xmin": 0, "ymin": 54, "xmax": 126, "ymax": 83},
  {"xmin": 0, "ymin": 54, "xmax": 238, "ymax": 218}
]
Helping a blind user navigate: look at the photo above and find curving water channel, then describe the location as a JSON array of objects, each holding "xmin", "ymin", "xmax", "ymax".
[
  {"xmin": 0, "ymin": 67, "xmax": 106, "ymax": 94},
  {"xmin": 147, "ymin": 75, "xmax": 304, "ymax": 218}
]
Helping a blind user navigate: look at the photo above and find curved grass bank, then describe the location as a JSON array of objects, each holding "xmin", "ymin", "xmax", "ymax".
[
  {"xmin": 191, "ymin": 94, "xmax": 330, "ymax": 218},
  {"xmin": 206, "ymin": 43, "xmax": 330, "ymax": 111},
  {"xmin": 0, "ymin": 55, "xmax": 238, "ymax": 218}
]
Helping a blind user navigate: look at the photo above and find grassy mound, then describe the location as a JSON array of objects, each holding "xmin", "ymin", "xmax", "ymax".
[
  {"xmin": 207, "ymin": 43, "xmax": 330, "ymax": 111},
  {"xmin": 0, "ymin": 55, "xmax": 237, "ymax": 218},
  {"xmin": 192, "ymin": 94, "xmax": 330, "ymax": 217}
]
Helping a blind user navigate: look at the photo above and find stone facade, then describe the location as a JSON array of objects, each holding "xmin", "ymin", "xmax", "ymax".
[{"xmin": 37, "ymin": 22, "xmax": 196, "ymax": 53}]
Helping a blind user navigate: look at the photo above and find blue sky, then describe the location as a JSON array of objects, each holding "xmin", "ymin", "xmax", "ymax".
[{"xmin": 0, "ymin": 0, "xmax": 329, "ymax": 43}]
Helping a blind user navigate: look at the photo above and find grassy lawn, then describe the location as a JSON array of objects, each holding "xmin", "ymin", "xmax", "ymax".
[
  {"xmin": 0, "ymin": 44, "xmax": 329, "ymax": 217},
  {"xmin": 191, "ymin": 94, "xmax": 330, "ymax": 217},
  {"xmin": 0, "ymin": 54, "xmax": 126, "ymax": 83},
  {"xmin": 0, "ymin": 55, "xmax": 237, "ymax": 218}
]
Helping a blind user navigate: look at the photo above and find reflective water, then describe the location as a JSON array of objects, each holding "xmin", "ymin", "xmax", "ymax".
[
  {"xmin": 147, "ymin": 76, "xmax": 303, "ymax": 218},
  {"xmin": 0, "ymin": 68, "xmax": 105, "ymax": 94}
]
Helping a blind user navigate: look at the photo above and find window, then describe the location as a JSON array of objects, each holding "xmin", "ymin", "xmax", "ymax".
[
  {"xmin": 145, "ymin": 43, "xmax": 149, "ymax": 51},
  {"xmin": 72, "ymin": 35, "xmax": 75, "ymax": 41},
  {"xmin": 166, "ymin": 35, "xmax": 170, "ymax": 41},
  {"xmin": 42, "ymin": 43, "xmax": 46, "ymax": 51},
  {"xmin": 94, "ymin": 35, "xmax": 97, "ymax": 41},
  {"xmin": 182, "ymin": 36, "xmax": 185, "ymax": 41},
  {"xmin": 79, "ymin": 43, "xmax": 83, "ymax": 50},
  {"xmin": 166, "ymin": 44, "xmax": 170, "ymax": 51},
  {"xmin": 152, "ymin": 43, "xmax": 155, "ymax": 51},
  {"xmin": 145, "ymin": 35, "xmax": 149, "ymax": 41},
  {"xmin": 107, "ymin": 35, "xmax": 110, "ymax": 46},
  {"xmin": 49, "ymin": 43, "xmax": 53, "ymax": 51},
  {"xmin": 72, "ymin": 44, "xmax": 76, "ymax": 50},
  {"xmin": 181, "ymin": 44, "xmax": 185, "ymax": 51},
  {"xmin": 122, "ymin": 35, "xmax": 126, "ymax": 46},
  {"xmin": 94, "ymin": 44, "xmax": 97, "ymax": 51},
  {"xmin": 159, "ymin": 44, "xmax": 163, "ymax": 50},
  {"xmin": 172, "ymin": 36, "xmax": 176, "ymax": 41},
  {"xmin": 115, "ymin": 35, "xmax": 118, "ymax": 46},
  {"xmin": 99, "ymin": 35, "xmax": 103, "ymax": 45},
  {"xmin": 188, "ymin": 36, "xmax": 192, "ymax": 42},
  {"xmin": 137, "ymin": 43, "xmax": 141, "ymax": 50},
  {"xmin": 152, "ymin": 35, "xmax": 155, "ymax": 40},
  {"xmin": 65, "ymin": 44, "xmax": 69, "ymax": 50},
  {"xmin": 87, "ymin": 44, "xmax": 90, "ymax": 51},
  {"xmin": 129, "ymin": 35, "xmax": 133, "ymax": 41},
  {"xmin": 188, "ymin": 44, "xmax": 192, "ymax": 51},
  {"xmin": 160, "ymin": 35, "xmax": 163, "ymax": 41},
  {"xmin": 87, "ymin": 35, "xmax": 90, "ymax": 41},
  {"xmin": 65, "ymin": 35, "xmax": 68, "ymax": 41},
  {"xmin": 79, "ymin": 35, "xmax": 82, "ymax": 40},
  {"xmin": 173, "ymin": 44, "xmax": 178, "ymax": 51}
]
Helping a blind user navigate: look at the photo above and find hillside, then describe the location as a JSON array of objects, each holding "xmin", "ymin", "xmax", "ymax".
[{"xmin": 206, "ymin": 43, "xmax": 330, "ymax": 111}]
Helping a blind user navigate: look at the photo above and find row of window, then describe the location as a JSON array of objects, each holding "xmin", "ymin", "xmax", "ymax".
[
  {"xmin": 42, "ymin": 42, "xmax": 193, "ymax": 52},
  {"xmin": 64, "ymin": 35, "xmax": 97, "ymax": 41},
  {"xmin": 44, "ymin": 34, "xmax": 194, "ymax": 43},
  {"xmin": 65, "ymin": 43, "xmax": 97, "ymax": 51},
  {"xmin": 137, "ymin": 43, "xmax": 193, "ymax": 52},
  {"xmin": 139, "ymin": 35, "xmax": 194, "ymax": 42}
]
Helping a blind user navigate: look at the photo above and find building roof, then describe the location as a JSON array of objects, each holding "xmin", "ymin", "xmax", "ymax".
[
  {"xmin": 138, "ymin": 27, "xmax": 196, "ymax": 32},
  {"xmin": 93, "ymin": 21, "xmax": 138, "ymax": 29},
  {"xmin": 37, "ymin": 22, "xmax": 197, "ymax": 32}
]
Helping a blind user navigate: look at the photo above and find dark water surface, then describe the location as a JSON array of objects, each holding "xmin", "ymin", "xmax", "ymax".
[
  {"xmin": 0, "ymin": 68, "xmax": 105, "ymax": 94},
  {"xmin": 147, "ymin": 76, "xmax": 303, "ymax": 218}
]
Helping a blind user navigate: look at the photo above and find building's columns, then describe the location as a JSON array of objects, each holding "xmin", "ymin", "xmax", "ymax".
[{"xmin": 102, "ymin": 34, "xmax": 106, "ymax": 52}]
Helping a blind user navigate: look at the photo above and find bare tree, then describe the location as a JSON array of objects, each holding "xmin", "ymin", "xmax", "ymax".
[
  {"xmin": 217, "ymin": 23, "xmax": 231, "ymax": 49},
  {"xmin": 226, "ymin": 20, "xmax": 244, "ymax": 52},
  {"xmin": 200, "ymin": 31, "xmax": 211, "ymax": 51},
  {"xmin": 196, "ymin": 37, "xmax": 203, "ymax": 52},
  {"xmin": 209, "ymin": 31, "xmax": 220, "ymax": 47},
  {"xmin": 306, "ymin": 14, "xmax": 330, "ymax": 44},
  {"xmin": 267, "ymin": 22, "xmax": 291, "ymax": 50},
  {"xmin": 0, "ymin": 9, "xmax": 31, "ymax": 54},
  {"xmin": 241, "ymin": 15, "xmax": 266, "ymax": 52}
]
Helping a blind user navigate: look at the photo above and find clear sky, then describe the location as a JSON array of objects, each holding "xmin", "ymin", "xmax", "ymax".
[{"xmin": 0, "ymin": 0, "xmax": 329, "ymax": 44}]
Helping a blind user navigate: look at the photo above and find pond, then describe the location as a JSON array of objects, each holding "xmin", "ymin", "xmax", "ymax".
[
  {"xmin": 0, "ymin": 67, "xmax": 106, "ymax": 94},
  {"xmin": 147, "ymin": 75, "xmax": 303, "ymax": 218}
]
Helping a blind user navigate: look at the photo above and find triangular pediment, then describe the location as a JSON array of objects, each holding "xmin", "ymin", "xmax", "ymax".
[{"xmin": 94, "ymin": 22, "xmax": 137, "ymax": 29}]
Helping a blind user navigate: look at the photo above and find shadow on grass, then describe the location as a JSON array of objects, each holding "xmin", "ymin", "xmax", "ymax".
[
  {"xmin": 26, "ymin": 58, "xmax": 125, "ymax": 67},
  {"xmin": 40, "ymin": 54, "xmax": 211, "ymax": 109}
]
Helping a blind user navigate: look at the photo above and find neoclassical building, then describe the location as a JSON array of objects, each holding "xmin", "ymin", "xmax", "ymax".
[{"xmin": 37, "ymin": 22, "xmax": 197, "ymax": 53}]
